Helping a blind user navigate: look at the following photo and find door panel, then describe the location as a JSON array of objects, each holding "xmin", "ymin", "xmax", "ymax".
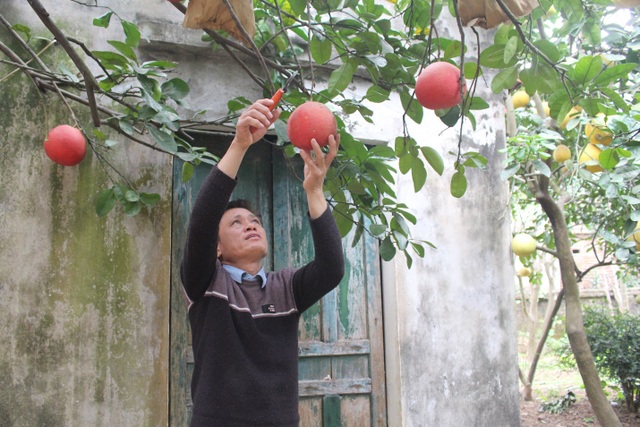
[{"xmin": 170, "ymin": 138, "xmax": 386, "ymax": 426}]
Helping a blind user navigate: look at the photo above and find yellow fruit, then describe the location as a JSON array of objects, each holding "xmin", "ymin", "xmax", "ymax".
[
  {"xmin": 542, "ymin": 101, "xmax": 550, "ymax": 117},
  {"xmin": 585, "ymin": 115, "xmax": 613, "ymax": 146},
  {"xmin": 512, "ymin": 233, "xmax": 537, "ymax": 257},
  {"xmin": 627, "ymin": 222, "xmax": 640, "ymax": 251},
  {"xmin": 512, "ymin": 90, "xmax": 531, "ymax": 109},
  {"xmin": 579, "ymin": 143, "xmax": 603, "ymax": 173},
  {"xmin": 559, "ymin": 106, "xmax": 582, "ymax": 129},
  {"xmin": 517, "ymin": 267, "xmax": 532, "ymax": 277},
  {"xmin": 553, "ymin": 144, "xmax": 571, "ymax": 163}
]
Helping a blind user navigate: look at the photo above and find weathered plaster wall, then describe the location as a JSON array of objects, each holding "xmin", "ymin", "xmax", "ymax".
[
  {"xmin": 381, "ymin": 18, "xmax": 521, "ymax": 427},
  {"xmin": 1, "ymin": 2, "xmax": 174, "ymax": 425}
]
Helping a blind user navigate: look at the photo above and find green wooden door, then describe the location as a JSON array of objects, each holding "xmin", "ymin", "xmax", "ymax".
[{"xmin": 170, "ymin": 138, "xmax": 386, "ymax": 426}]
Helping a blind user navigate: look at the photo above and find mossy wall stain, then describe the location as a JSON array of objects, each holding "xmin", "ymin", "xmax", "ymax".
[{"xmin": 1, "ymin": 37, "xmax": 171, "ymax": 426}]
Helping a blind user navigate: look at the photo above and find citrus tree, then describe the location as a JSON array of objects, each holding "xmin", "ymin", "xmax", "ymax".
[
  {"xmin": 500, "ymin": 2, "xmax": 639, "ymax": 424},
  {"xmin": 2, "ymin": 0, "xmax": 639, "ymax": 424}
]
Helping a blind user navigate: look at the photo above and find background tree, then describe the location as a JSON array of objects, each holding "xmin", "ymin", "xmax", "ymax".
[{"xmin": 501, "ymin": 2, "xmax": 639, "ymax": 425}]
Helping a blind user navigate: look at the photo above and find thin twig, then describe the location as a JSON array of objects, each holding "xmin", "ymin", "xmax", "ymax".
[
  {"xmin": 0, "ymin": 12, "xmax": 51, "ymax": 72},
  {"xmin": 220, "ymin": 0, "xmax": 274, "ymax": 93},
  {"xmin": 0, "ymin": 41, "xmax": 42, "ymax": 89},
  {"xmin": 26, "ymin": 0, "xmax": 102, "ymax": 126}
]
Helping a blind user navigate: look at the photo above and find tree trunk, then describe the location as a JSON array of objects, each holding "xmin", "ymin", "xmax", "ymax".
[
  {"xmin": 534, "ymin": 175, "xmax": 622, "ymax": 427},
  {"xmin": 523, "ymin": 289, "xmax": 565, "ymax": 401}
]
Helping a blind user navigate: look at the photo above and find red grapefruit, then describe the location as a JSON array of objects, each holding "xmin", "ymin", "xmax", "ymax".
[
  {"xmin": 44, "ymin": 125, "xmax": 87, "ymax": 166},
  {"xmin": 287, "ymin": 102, "xmax": 337, "ymax": 150},
  {"xmin": 415, "ymin": 62, "xmax": 466, "ymax": 110}
]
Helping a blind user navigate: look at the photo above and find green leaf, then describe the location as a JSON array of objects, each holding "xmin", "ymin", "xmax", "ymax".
[
  {"xmin": 289, "ymin": 0, "xmax": 307, "ymax": 15},
  {"xmin": 599, "ymin": 149, "xmax": 619, "ymax": 170},
  {"xmin": 393, "ymin": 228, "xmax": 409, "ymax": 251},
  {"xmin": 124, "ymin": 200, "xmax": 142, "ymax": 216},
  {"xmin": 450, "ymin": 170, "xmax": 467, "ymax": 198},
  {"xmin": 400, "ymin": 89, "xmax": 423, "ymax": 124},
  {"xmin": 147, "ymin": 126, "xmax": 178, "ymax": 153},
  {"xmin": 479, "ymin": 44, "xmax": 518, "ymax": 69},
  {"xmin": 118, "ymin": 119, "xmax": 134, "ymax": 135},
  {"xmin": 139, "ymin": 192, "xmax": 161, "ymax": 206},
  {"xmin": 532, "ymin": 39, "xmax": 561, "ymax": 63},
  {"xmin": 411, "ymin": 242, "xmax": 425, "ymax": 258},
  {"xmin": 420, "ymin": 146, "xmax": 444, "ymax": 175},
  {"xmin": 380, "ymin": 235, "xmax": 397, "ymax": 261},
  {"xmin": 439, "ymin": 106, "xmax": 461, "ymax": 127},
  {"xmin": 96, "ymin": 188, "xmax": 116, "ymax": 216},
  {"xmin": 570, "ymin": 56, "xmax": 602, "ymax": 87},
  {"xmin": 504, "ymin": 36, "xmax": 518, "ymax": 64},
  {"xmin": 370, "ymin": 224, "xmax": 387, "ymax": 237},
  {"xmin": 310, "ymin": 35, "xmax": 333, "ymax": 64},
  {"xmin": 599, "ymin": 87, "xmax": 630, "ymax": 112},
  {"xmin": 335, "ymin": 208, "xmax": 354, "ymax": 237},
  {"xmin": 228, "ymin": 96, "xmax": 251, "ymax": 112},
  {"xmin": 107, "ymin": 40, "xmax": 138, "ymax": 63},
  {"xmin": 124, "ymin": 190, "xmax": 140, "ymax": 202},
  {"xmin": 328, "ymin": 60, "xmax": 355, "ymax": 93},
  {"xmin": 469, "ymin": 96, "xmax": 490, "ymax": 111},
  {"xmin": 93, "ymin": 12, "xmax": 113, "ymax": 28},
  {"xmin": 352, "ymin": 220, "xmax": 364, "ymax": 248},
  {"xmin": 162, "ymin": 78, "xmax": 190, "ymax": 101},
  {"xmin": 531, "ymin": 159, "xmax": 551, "ymax": 177},
  {"xmin": 592, "ymin": 63, "xmax": 638, "ymax": 88},
  {"xmin": 121, "ymin": 20, "xmax": 141, "ymax": 47},
  {"xmin": 91, "ymin": 51, "xmax": 129, "ymax": 69},
  {"xmin": 182, "ymin": 161, "xmax": 195, "ymax": 183},
  {"xmin": 492, "ymin": 66, "xmax": 518, "ymax": 93},
  {"xmin": 463, "ymin": 61, "xmax": 480, "ymax": 79},
  {"xmin": 411, "ymin": 156, "xmax": 427, "ymax": 192}
]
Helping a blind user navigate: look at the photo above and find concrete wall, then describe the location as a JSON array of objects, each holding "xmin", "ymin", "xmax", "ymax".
[
  {"xmin": 1, "ymin": 2, "xmax": 174, "ymax": 426},
  {"xmin": 1, "ymin": 1, "xmax": 519, "ymax": 426},
  {"xmin": 381, "ymin": 18, "xmax": 521, "ymax": 427}
]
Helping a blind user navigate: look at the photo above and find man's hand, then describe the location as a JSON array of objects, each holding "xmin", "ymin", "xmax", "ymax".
[
  {"xmin": 218, "ymin": 99, "xmax": 281, "ymax": 179},
  {"xmin": 234, "ymin": 98, "xmax": 281, "ymax": 148},
  {"xmin": 300, "ymin": 134, "xmax": 339, "ymax": 219}
]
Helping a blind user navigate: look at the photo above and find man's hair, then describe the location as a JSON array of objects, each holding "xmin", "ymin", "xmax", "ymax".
[{"xmin": 225, "ymin": 199, "xmax": 262, "ymax": 222}]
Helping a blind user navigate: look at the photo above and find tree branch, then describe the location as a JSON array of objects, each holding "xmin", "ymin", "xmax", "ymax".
[{"xmin": 26, "ymin": 0, "xmax": 101, "ymax": 126}]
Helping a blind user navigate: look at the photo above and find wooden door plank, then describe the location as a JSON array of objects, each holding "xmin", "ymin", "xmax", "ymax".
[
  {"xmin": 323, "ymin": 395, "xmax": 342, "ymax": 426},
  {"xmin": 299, "ymin": 340, "xmax": 370, "ymax": 357},
  {"xmin": 299, "ymin": 397, "xmax": 322, "ymax": 426},
  {"xmin": 299, "ymin": 378, "xmax": 372, "ymax": 397},
  {"xmin": 364, "ymin": 231, "xmax": 387, "ymax": 427},
  {"xmin": 341, "ymin": 395, "xmax": 371, "ymax": 427}
]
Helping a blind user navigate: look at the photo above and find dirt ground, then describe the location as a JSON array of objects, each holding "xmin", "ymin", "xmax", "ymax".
[{"xmin": 521, "ymin": 389, "xmax": 640, "ymax": 426}]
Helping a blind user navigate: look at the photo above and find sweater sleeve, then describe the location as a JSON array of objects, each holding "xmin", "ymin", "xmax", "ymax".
[
  {"xmin": 292, "ymin": 207, "xmax": 345, "ymax": 313},
  {"xmin": 180, "ymin": 166, "xmax": 236, "ymax": 302}
]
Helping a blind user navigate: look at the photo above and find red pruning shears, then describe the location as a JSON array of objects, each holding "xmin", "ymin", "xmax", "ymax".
[
  {"xmin": 267, "ymin": 71, "xmax": 298, "ymax": 111},
  {"xmin": 250, "ymin": 72, "xmax": 298, "ymax": 133}
]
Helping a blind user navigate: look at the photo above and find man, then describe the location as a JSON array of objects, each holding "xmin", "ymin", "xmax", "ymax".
[{"xmin": 180, "ymin": 98, "xmax": 345, "ymax": 426}]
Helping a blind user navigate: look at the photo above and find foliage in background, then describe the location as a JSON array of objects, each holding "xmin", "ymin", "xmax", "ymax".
[{"xmin": 554, "ymin": 305, "xmax": 640, "ymax": 413}]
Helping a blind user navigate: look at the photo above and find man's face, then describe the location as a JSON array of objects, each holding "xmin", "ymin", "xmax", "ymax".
[{"xmin": 217, "ymin": 208, "xmax": 268, "ymax": 265}]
